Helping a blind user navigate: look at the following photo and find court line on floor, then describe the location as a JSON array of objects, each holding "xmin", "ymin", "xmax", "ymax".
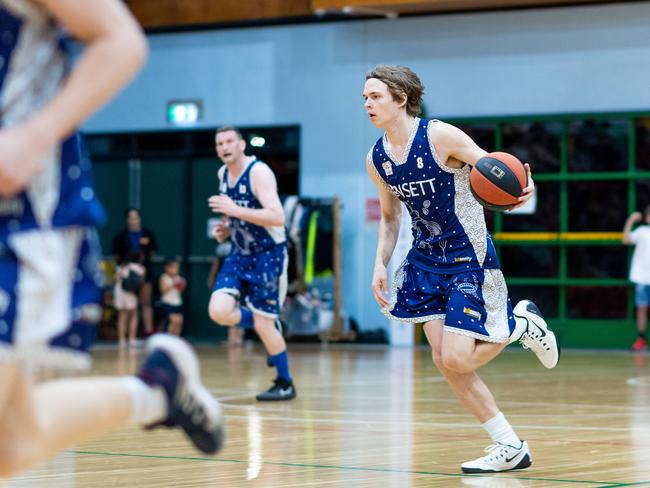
[
  {"xmin": 216, "ymin": 408, "xmax": 650, "ymax": 435},
  {"xmin": 211, "ymin": 388, "xmax": 650, "ymax": 413},
  {"xmin": 69, "ymin": 450, "xmax": 635, "ymax": 485},
  {"xmin": 597, "ymin": 483, "xmax": 650, "ymax": 487}
]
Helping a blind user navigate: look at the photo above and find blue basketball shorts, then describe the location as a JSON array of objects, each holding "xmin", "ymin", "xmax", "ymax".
[
  {"xmin": 384, "ymin": 259, "xmax": 515, "ymax": 343},
  {"xmin": 0, "ymin": 227, "xmax": 104, "ymax": 369},
  {"xmin": 635, "ymin": 283, "xmax": 650, "ymax": 307},
  {"xmin": 213, "ymin": 244, "xmax": 288, "ymax": 318}
]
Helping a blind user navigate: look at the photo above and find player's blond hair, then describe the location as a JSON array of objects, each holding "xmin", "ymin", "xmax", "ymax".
[{"xmin": 366, "ymin": 65, "xmax": 424, "ymax": 117}]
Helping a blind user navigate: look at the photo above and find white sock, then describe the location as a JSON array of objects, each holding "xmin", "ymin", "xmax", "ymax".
[
  {"xmin": 509, "ymin": 316, "xmax": 528, "ymax": 344},
  {"xmin": 122, "ymin": 377, "xmax": 168, "ymax": 426},
  {"xmin": 482, "ymin": 412, "xmax": 521, "ymax": 447}
]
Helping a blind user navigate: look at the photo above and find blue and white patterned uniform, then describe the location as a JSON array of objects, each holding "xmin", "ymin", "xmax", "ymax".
[
  {"xmin": 0, "ymin": 1, "xmax": 105, "ymax": 369},
  {"xmin": 368, "ymin": 118, "xmax": 515, "ymax": 342},
  {"xmin": 213, "ymin": 160, "xmax": 288, "ymax": 318}
]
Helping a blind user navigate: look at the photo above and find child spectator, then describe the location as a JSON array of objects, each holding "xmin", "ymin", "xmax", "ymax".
[
  {"xmin": 114, "ymin": 250, "xmax": 145, "ymax": 347},
  {"xmin": 160, "ymin": 259, "xmax": 186, "ymax": 336}
]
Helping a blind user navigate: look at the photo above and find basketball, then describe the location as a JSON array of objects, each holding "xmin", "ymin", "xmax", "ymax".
[
  {"xmin": 174, "ymin": 276, "xmax": 187, "ymax": 292},
  {"xmin": 470, "ymin": 152, "xmax": 528, "ymax": 211}
]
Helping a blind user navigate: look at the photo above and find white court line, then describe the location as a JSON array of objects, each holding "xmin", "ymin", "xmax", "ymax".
[
  {"xmin": 216, "ymin": 411, "xmax": 650, "ymax": 434},
  {"xmin": 209, "ymin": 388, "xmax": 650, "ymax": 413}
]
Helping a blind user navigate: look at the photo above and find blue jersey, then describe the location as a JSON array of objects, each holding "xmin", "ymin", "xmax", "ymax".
[
  {"xmin": 369, "ymin": 118, "xmax": 499, "ymax": 274},
  {"xmin": 0, "ymin": 2, "xmax": 106, "ymax": 243},
  {"xmin": 220, "ymin": 159, "xmax": 286, "ymax": 255}
]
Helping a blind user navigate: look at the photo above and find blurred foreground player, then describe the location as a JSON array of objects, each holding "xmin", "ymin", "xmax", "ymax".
[
  {"xmin": 363, "ymin": 65, "xmax": 559, "ymax": 473},
  {"xmin": 0, "ymin": 0, "xmax": 222, "ymax": 477}
]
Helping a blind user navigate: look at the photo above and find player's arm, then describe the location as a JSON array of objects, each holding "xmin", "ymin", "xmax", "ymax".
[
  {"xmin": 367, "ymin": 159, "xmax": 401, "ymax": 308},
  {"xmin": 432, "ymin": 121, "xmax": 535, "ymax": 209},
  {"xmin": 159, "ymin": 274, "xmax": 175, "ymax": 294},
  {"xmin": 208, "ymin": 164, "xmax": 285, "ymax": 227},
  {"xmin": 623, "ymin": 211, "xmax": 642, "ymax": 245},
  {"xmin": 210, "ymin": 166, "xmax": 232, "ymax": 242},
  {"xmin": 0, "ymin": 0, "xmax": 147, "ymax": 196}
]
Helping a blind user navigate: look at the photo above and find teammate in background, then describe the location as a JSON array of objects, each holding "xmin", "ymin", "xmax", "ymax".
[
  {"xmin": 0, "ymin": 0, "xmax": 222, "ymax": 477},
  {"xmin": 208, "ymin": 126, "xmax": 296, "ymax": 401},
  {"xmin": 623, "ymin": 206, "xmax": 650, "ymax": 350},
  {"xmin": 159, "ymin": 259, "xmax": 186, "ymax": 336},
  {"xmin": 363, "ymin": 65, "xmax": 559, "ymax": 473}
]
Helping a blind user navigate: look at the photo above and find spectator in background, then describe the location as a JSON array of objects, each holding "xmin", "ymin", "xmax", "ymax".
[
  {"xmin": 623, "ymin": 206, "xmax": 650, "ymax": 350},
  {"xmin": 159, "ymin": 259, "xmax": 186, "ymax": 336},
  {"xmin": 114, "ymin": 250, "xmax": 145, "ymax": 347},
  {"xmin": 112, "ymin": 208, "xmax": 158, "ymax": 335},
  {"xmin": 207, "ymin": 234, "xmax": 243, "ymax": 346}
]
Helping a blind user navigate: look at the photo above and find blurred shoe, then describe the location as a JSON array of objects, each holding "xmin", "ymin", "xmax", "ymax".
[
  {"xmin": 514, "ymin": 300, "xmax": 560, "ymax": 369},
  {"xmin": 256, "ymin": 378, "xmax": 296, "ymax": 401},
  {"xmin": 632, "ymin": 336, "xmax": 648, "ymax": 351},
  {"xmin": 137, "ymin": 334, "xmax": 224, "ymax": 454},
  {"xmin": 461, "ymin": 441, "xmax": 531, "ymax": 474}
]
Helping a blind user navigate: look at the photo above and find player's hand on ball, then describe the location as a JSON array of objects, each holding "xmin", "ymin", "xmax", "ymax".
[
  {"xmin": 208, "ymin": 194, "xmax": 240, "ymax": 217},
  {"xmin": 371, "ymin": 263, "xmax": 390, "ymax": 308},
  {"xmin": 0, "ymin": 125, "xmax": 51, "ymax": 197},
  {"xmin": 510, "ymin": 163, "xmax": 535, "ymax": 211}
]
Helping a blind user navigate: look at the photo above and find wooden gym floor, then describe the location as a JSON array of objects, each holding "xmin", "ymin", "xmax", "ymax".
[{"xmin": 3, "ymin": 343, "xmax": 650, "ymax": 487}]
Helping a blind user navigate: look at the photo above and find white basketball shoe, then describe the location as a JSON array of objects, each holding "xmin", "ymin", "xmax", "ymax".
[
  {"xmin": 461, "ymin": 441, "xmax": 532, "ymax": 474},
  {"xmin": 513, "ymin": 300, "xmax": 560, "ymax": 369}
]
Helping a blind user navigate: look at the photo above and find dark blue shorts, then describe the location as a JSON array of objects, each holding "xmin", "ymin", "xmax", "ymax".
[
  {"xmin": 161, "ymin": 303, "xmax": 183, "ymax": 316},
  {"xmin": 0, "ymin": 227, "xmax": 103, "ymax": 369},
  {"xmin": 213, "ymin": 245, "xmax": 288, "ymax": 318},
  {"xmin": 384, "ymin": 259, "xmax": 515, "ymax": 343}
]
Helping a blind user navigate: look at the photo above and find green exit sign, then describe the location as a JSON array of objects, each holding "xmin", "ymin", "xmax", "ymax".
[{"xmin": 167, "ymin": 100, "xmax": 202, "ymax": 125}]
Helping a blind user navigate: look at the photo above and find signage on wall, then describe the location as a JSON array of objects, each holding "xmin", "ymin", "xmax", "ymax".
[{"xmin": 167, "ymin": 100, "xmax": 202, "ymax": 125}]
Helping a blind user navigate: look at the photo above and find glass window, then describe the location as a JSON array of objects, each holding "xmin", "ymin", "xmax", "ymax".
[
  {"xmin": 636, "ymin": 180, "xmax": 650, "ymax": 211},
  {"xmin": 568, "ymin": 181, "xmax": 627, "ymax": 231},
  {"xmin": 568, "ymin": 119, "xmax": 629, "ymax": 172},
  {"xmin": 567, "ymin": 246, "xmax": 628, "ymax": 279},
  {"xmin": 500, "ymin": 246, "xmax": 559, "ymax": 278},
  {"xmin": 635, "ymin": 118, "xmax": 650, "ymax": 171},
  {"xmin": 508, "ymin": 285, "xmax": 558, "ymax": 318},
  {"xmin": 457, "ymin": 124, "xmax": 496, "ymax": 153},
  {"xmin": 502, "ymin": 182, "xmax": 559, "ymax": 232},
  {"xmin": 502, "ymin": 121, "xmax": 562, "ymax": 173},
  {"xmin": 567, "ymin": 286, "xmax": 627, "ymax": 319}
]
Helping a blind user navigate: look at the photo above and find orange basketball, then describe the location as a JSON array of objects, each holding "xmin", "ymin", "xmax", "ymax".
[{"xmin": 470, "ymin": 152, "xmax": 527, "ymax": 211}]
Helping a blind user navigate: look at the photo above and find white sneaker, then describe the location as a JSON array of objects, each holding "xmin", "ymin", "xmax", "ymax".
[
  {"xmin": 461, "ymin": 441, "xmax": 532, "ymax": 473},
  {"xmin": 513, "ymin": 300, "xmax": 560, "ymax": 369}
]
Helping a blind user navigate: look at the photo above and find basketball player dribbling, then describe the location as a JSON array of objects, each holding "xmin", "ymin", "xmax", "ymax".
[
  {"xmin": 0, "ymin": 0, "xmax": 222, "ymax": 477},
  {"xmin": 363, "ymin": 65, "xmax": 560, "ymax": 473}
]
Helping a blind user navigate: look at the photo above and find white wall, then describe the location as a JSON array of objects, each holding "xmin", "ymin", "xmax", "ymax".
[{"xmin": 85, "ymin": 2, "xmax": 650, "ymax": 334}]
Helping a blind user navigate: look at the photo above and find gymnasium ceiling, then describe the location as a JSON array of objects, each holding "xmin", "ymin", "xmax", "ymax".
[{"xmin": 125, "ymin": 0, "xmax": 624, "ymax": 30}]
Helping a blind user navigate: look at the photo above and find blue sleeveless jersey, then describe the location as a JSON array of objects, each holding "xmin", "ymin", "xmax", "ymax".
[
  {"xmin": 369, "ymin": 118, "xmax": 499, "ymax": 274},
  {"xmin": 0, "ymin": 2, "xmax": 106, "ymax": 244},
  {"xmin": 220, "ymin": 160, "xmax": 286, "ymax": 255}
]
